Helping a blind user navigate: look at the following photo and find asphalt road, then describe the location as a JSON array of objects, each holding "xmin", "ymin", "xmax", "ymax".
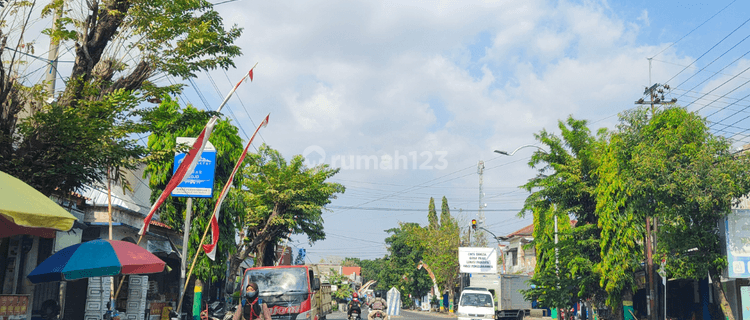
[
  {"xmin": 325, "ymin": 309, "xmax": 457, "ymax": 320},
  {"xmin": 324, "ymin": 310, "xmax": 552, "ymax": 320}
]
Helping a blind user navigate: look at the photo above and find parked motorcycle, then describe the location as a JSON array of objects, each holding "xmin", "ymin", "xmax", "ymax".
[{"xmin": 200, "ymin": 300, "xmax": 234, "ymax": 320}]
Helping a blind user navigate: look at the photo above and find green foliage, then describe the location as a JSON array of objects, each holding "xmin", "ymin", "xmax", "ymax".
[
  {"xmin": 524, "ymin": 107, "xmax": 750, "ymax": 312},
  {"xmin": 2, "ymin": 85, "xmax": 146, "ymax": 196},
  {"xmin": 440, "ymin": 196, "xmax": 450, "ymax": 227},
  {"xmin": 402, "ymin": 198, "xmax": 460, "ymax": 301},
  {"xmin": 127, "ymin": 0, "xmax": 243, "ymax": 79},
  {"xmin": 142, "ymin": 95, "xmax": 244, "ymax": 282},
  {"xmin": 240, "ymin": 144, "xmax": 344, "ymax": 265},
  {"xmin": 598, "ymin": 107, "xmax": 750, "ymax": 282},
  {"xmin": 0, "ymin": 0, "xmax": 243, "ymax": 200},
  {"xmin": 428, "ymin": 197, "xmax": 438, "ymax": 230},
  {"xmin": 380, "ymin": 223, "xmax": 432, "ymax": 298},
  {"xmin": 328, "ymin": 269, "xmax": 353, "ymax": 302},
  {"xmin": 358, "ymin": 258, "xmax": 386, "ymax": 287},
  {"xmin": 520, "ymin": 116, "xmax": 607, "ymax": 309}
]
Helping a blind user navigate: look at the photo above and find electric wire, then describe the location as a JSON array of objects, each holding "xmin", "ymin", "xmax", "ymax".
[
  {"xmin": 673, "ymin": 33, "xmax": 750, "ymax": 94},
  {"xmin": 649, "ymin": 0, "xmax": 738, "ymax": 59},
  {"xmin": 663, "ymin": 15, "xmax": 750, "ymax": 87},
  {"xmin": 221, "ymin": 69, "xmax": 267, "ymax": 144}
]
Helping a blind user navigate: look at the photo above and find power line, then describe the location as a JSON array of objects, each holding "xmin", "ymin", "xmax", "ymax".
[
  {"xmin": 664, "ymin": 15, "xmax": 750, "ymax": 86},
  {"xmin": 649, "ymin": 0, "xmax": 738, "ymax": 59},
  {"xmin": 188, "ymin": 77, "xmax": 212, "ymax": 110},
  {"xmin": 672, "ymin": 33, "xmax": 750, "ymax": 93},
  {"xmin": 221, "ymin": 69, "xmax": 267, "ymax": 145},
  {"xmin": 693, "ymin": 67, "xmax": 750, "ymax": 112},
  {"xmin": 205, "ymin": 71, "xmax": 252, "ymax": 140}
]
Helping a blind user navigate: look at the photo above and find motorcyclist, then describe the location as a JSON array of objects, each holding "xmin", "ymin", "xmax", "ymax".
[
  {"xmin": 347, "ymin": 292, "xmax": 364, "ymax": 319},
  {"xmin": 368, "ymin": 292, "xmax": 387, "ymax": 320}
]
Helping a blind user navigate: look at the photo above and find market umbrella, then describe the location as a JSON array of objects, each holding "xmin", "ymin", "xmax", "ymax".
[
  {"xmin": 0, "ymin": 170, "xmax": 77, "ymax": 238},
  {"xmin": 27, "ymin": 239, "xmax": 166, "ymax": 283}
]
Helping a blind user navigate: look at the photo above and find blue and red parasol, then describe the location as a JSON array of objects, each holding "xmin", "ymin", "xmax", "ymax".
[{"xmin": 27, "ymin": 239, "xmax": 166, "ymax": 283}]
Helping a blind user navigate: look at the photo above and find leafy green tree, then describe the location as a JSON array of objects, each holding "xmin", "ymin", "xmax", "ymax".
[
  {"xmin": 358, "ymin": 258, "xmax": 386, "ymax": 288},
  {"xmin": 440, "ymin": 196, "xmax": 450, "ymax": 227},
  {"xmin": 519, "ymin": 117, "xmax": 608, "ymax": 313},
  {"xmin": 597, "ymin": 107, "xmax": 750, "ymax": 319},
  {"xmin": 142, "ymin": 95, "xmax": 244, "ymax": 282},
  {"xmin": 381, "ymin": 223, "xmax": 432, "ymax": 302},
  {"xmin": 229, "ymin": 144, "xmax": 344, "ymax": 276},
  {"xmin": 428, "ymin": 197, "xmax": 438, "ymax": 230},
  {"xmin": 0, "ymin": 0, "xmax": 241, "ymax": 196},
  {"xmin": 329, "ymin": 269, "xmax": 353, "ymax": 302},
  {"xmin": 405, "ymin": 198, "xmax": 460, "ymax": 305},
  {"xmin": 6, "ymin": 88, "xmax": 147, "ymax": 196}
]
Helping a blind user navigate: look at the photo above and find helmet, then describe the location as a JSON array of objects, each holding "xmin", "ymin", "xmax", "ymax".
[
  {"xmin": 353, "ymin": 292, "xmax": 358, "ymax": 298},
  {"xmin": 375, "ymin": 291, "xmax": 382, "ymax": 298}
]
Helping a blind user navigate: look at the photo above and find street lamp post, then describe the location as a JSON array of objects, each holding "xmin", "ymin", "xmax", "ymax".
[
  {"xmin": 495, "ymin": 145, "xmax": 559, "ymax": 312},
  {"xmin": 493, "ymin": 144, "xmax": 545, "ymax": 157},
  {"xmin": 477, "ymin": 227, "xmax": 504, "ymax": 274}
]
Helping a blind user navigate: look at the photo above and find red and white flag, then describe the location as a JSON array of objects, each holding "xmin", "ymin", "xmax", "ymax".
[
  {"xmin": 139, "ymin": 66, "xmax": 257, "ymax": 237},
  {"xmin": 203, "ymin": 114, "xmax": 269, "ymax": 260},
  {"xmin": 139, "ymin": 117, "xmax": 218, "ymax": 236}
]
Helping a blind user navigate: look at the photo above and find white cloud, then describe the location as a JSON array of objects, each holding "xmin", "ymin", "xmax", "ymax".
[{"xmin": 203, "ymin": 0, "xmax": 703, "ymax": 260}]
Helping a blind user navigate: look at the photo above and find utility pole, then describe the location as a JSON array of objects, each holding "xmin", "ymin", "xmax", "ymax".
[
  {"xmin": 634, "ymin": 60, "xmax": 675, "ymax": 320},
  {"xmin": 45, "ymin": 5, "xmax": 62, "ymax": 100},
  {"xmin": 476, "ymin": 161, "xmax": 487, "ymax": 247}
]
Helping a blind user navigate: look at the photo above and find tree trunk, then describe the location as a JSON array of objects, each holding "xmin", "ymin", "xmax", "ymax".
[
  {"xmin": 260, "ymin": 240, "xmax": 276, "ymax": 266},
  {"xmin": 710, "ymin": 271, "xmax": 735, "ymax": 320}
]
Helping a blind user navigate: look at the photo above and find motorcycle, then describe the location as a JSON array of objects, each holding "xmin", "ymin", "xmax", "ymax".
[
  {"xmin": 348, "ymin": 301, "xmax": 363, "ymax": 320},
  {"xmin": 200, "ymin": 300, "xmax": 234, "ymax": 320},
  {"xmin": 369, "ymin": 309, "xmax": 388, "ymax": 320}
]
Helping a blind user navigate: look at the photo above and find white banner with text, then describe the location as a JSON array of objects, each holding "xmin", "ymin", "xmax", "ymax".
[{"xmin": 459, "ymin": 247, "xmax": 497, "ymax": 274}]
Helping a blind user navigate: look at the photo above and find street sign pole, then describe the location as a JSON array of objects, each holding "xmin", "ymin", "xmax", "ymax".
[
  {"xmin": 172, "ymin": 137, "xmax": 216, "ymax": 319},
  {"xmin": 179, "ymin": 197, "xmax": 193, "ymax": 316}
]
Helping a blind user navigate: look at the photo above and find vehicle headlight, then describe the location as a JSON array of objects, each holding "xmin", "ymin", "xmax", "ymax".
[
  {"xmin": 457, "ymin": 312, "xmax": 469, "ymax": 317},
  {"xmin": 484, "ymin": 314, "xmax": 495, "ymax": 319}
]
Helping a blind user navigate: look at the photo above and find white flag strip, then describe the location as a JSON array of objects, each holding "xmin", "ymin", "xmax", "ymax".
[
  {"xmin": 139, "ymin": 65, "xmax": 256, "ymax": 238},
  {"xmin": 203, "ymin": 114, "xmax": 269, "ymax": 260}
]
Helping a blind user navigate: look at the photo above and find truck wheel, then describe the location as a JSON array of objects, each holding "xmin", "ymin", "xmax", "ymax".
[{"xmin": 517, "ymin": 313, "xmax": 524, "ymax": 320}]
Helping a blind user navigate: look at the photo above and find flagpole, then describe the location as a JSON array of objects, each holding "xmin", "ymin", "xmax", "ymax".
[
  {"xmin": 176, "ymin": 210, "xmax": 215, "ymax": 315},
  {"xmin": 115, "ymin": 65, "xmax": 258, "ymax": 302},
  {"xmin": 177, "ymin": 113, "xmax": 269, "ymax": 315},
  {"xmin": 215, "ymin": 63, "xmax": 257, "ymax": 114}
]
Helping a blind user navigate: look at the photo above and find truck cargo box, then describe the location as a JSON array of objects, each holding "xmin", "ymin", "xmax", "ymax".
[{"xmin": 469, "ymin": 274, "xmax": 531, "ymax": 318}]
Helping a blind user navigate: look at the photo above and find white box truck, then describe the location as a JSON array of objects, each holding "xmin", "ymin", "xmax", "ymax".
[{"xmin": 469, "ymin": 274, "xmax": 531, "ymax": 320}]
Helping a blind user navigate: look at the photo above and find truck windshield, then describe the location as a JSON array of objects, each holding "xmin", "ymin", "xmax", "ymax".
[
  {"xmin": 461, "ymin": 293, "xmax": 493, "ymax": 307},
  {"xmin": 244, "ymin": 268, "xmax": 309, "ymax": 294}
]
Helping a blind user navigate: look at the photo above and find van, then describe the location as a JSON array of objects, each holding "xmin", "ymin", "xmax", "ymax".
[{"xmin": 457, "ymin": 287, "xmax": 496, "ymax": 320}]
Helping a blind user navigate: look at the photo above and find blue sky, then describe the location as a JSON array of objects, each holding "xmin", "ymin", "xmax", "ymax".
[
  {"xmin": 204, "ymin": 0, "xmax": 750, "ymax": 262},
  {"xmin": 11, "ymin": 0, "xmax": 750, "ymax": 263}
]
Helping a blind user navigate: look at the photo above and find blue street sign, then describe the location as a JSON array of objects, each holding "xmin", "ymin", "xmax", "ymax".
[{"xmin": 171, "ymin": 137, "xmax": 216, "ymax": 198}]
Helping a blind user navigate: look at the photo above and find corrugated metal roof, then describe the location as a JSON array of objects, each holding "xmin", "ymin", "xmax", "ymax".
[{"xmin": 81, "ymin": 165, "xmax": 153, "ymax": 216}]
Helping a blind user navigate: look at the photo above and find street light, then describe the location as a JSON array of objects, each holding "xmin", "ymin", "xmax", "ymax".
[
  {"xmin": 493, "ymin": 144, "xmax": 546, "ymax": 156},
  {"xmin": 477, "ymin": 226, "xmax": 505, "ymax": 274},
  {"xmin": 495, "ymin": 145, "xmax": 558, "ymax": 294}
]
